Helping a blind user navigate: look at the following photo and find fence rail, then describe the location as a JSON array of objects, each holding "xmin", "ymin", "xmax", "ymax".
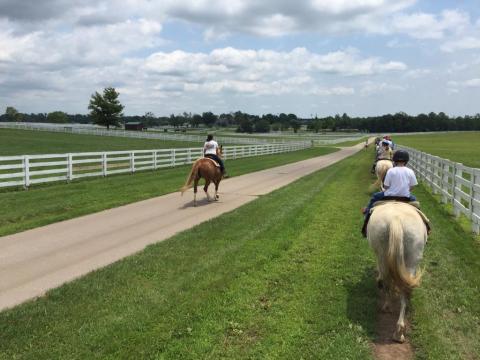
[
  {"xmin": 399, "ymin": 145, "xmax": 480, "ymax": 234},
  {"xmin": 0, "ymin": 123, "xmax": 304, "ymax": 145},
  {"xmin": 0, "ymin": 142, "xmax": 310, "ymax": 189},
  {"xmin": 0, "ymin": 122, "xmax": 367, "ymax": 145}
]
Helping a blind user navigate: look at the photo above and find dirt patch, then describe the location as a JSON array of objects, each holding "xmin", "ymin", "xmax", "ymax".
[{"xmin": 372, "ymin": 292, "xmax": 414, "ymax": 360}]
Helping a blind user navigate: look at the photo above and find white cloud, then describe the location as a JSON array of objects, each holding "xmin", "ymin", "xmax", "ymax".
[
  {"xmin": 441, "ymin": 36, "xmax": 480, "ymax": 52},
  {"xmin": 0, "ymin": 18, "xmax": 163, "ymax": 67},
  {"xmin": 360, "ymin": 81, "xmax": 406, "ymax": 95},
  {"xmin": 391, "ymin": 9, "xmax": 470, "ymax": 39},
  {"xmin": 446, "ymin": 78, "xmax": 480, "ymax": 94},
  {"xmin": 464, "ymin": 78, "xmax": 480, "ymax": 87},
  {"xmin": 404, "ymin": 68, "xmax": 432, "ymax": 78},
  {"xmin": 0, "ymin": 43, "xmax": 406, "ymax": 114},
  {"xmin": 159, "ymin": 0, "xmax": 416, "ymax": 39}
]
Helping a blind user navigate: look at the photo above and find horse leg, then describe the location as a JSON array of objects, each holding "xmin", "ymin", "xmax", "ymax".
[
  {"xmin": 204, "ymin": 180, "xmax": 211, "ymax": 201},
  {"xmin": 375, "ymin": 252, "xmax": 392, "ymax": 313},
  {"xmin": 214, "ymin": 180, "xmax": 219, "ymax": 200},
  {"xmin": 193, "ymin": 178, "xmax": 198, "ymax": 207},
  {"xmin": 393, "ymin": 293, "xmax": 407, "ymax": 343}
]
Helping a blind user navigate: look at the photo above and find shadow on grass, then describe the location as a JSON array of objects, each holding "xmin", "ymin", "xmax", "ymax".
[{"xmin": 345, "ymin": 266, "xmax": 377, "ymax": 340}]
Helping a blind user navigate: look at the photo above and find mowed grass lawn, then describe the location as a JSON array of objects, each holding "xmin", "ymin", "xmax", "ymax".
[
  {"xmin": 1, "ymin": 151, "xmax": 478, "ymax": 358},
  {"xmin": 0, "ymin": 147, "xmax": 337, "ymax": 237},
  {"xmin": 396, "ymin": 132, "xmax": 480, "ymax": 168},
  {"xmin": 0, "ymin": 128, "xmax": 202, "ymax": 155}
]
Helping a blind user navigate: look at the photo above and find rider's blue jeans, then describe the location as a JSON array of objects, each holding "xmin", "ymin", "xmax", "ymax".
[
  {"xmin": 205, "ymin": 154, "xmax": 225, "ymax": 172},
  {"xmin": 364, "ymin": 192, "xmax": 417, "ymax": 216}
]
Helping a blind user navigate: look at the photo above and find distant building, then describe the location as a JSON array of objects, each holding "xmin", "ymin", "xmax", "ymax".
[{"xmin": 125, "ymin": 122, "xmax": 145, "ymax": 131}]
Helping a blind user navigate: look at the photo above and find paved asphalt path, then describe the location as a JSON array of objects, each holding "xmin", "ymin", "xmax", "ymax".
[{"xmin": 0, "ymin": 142, "xmax": 366, "ymax": 311}]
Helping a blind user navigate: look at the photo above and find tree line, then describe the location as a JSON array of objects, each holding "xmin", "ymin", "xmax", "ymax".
[{"xmin": 2, "ymin": 87, "xmax": 479, "ymax": 133}]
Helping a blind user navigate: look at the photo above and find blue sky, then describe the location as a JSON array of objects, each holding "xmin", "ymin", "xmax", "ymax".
[{"xmin": 0, "ymin": 0, "xmax": 479, "ymax": 117}]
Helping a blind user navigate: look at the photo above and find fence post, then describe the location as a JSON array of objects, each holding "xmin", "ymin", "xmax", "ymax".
[
  {"xmin": 67, "ymin": 153, "xmax": 73, "ymax": 181},
  {"xmin": 472, "ymin": 169, "xmax": 480, "ymax": 234},
  {"xmin": 187, "ymin": 149, "xmax": 191, "ymax": 164},
  {"xmin": 130, "ymin": 152, "xmax": 135, "ymax": 173},
  {"xmin": 153, "ymin": 151, "xmax": 158, "ymax": 169},
  {"xmin": 171, "ymin": 149, "xmax": 176, "ymax": 167},
  {"xmin": 23, "ymin": 155, "xmax": 30, "ymax": 189},
  {"xmin": 102, "ymin": 153, "xmax": 107, "ymax": 176},
  {"xmin": 453, "ymin": 164, "xmax": 460, "ymax": 217}
]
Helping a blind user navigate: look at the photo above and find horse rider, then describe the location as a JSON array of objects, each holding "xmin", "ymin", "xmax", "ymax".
[
  {"xmin": 203, "ymin": 134, "xmax": 228, "ymax": 178},
  {"xmin": 384, "ymin": 135, "xmax": 394, "ymax": 150},
  {"xmin": 371, "ymin": 140, "xmax": 393, "ymax": 174},
  {"xmin": 361, "ymin": 150, "xmax": 417, "ymax": 236}
]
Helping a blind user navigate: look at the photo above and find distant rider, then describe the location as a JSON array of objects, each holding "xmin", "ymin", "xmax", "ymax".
[
  {"xmin": 371, "ymin": 140, "xmax": 393, "ymax": 174},
  {"xmin": 203, "ymin": 134, "xmax": 228, "ymax": 177}
]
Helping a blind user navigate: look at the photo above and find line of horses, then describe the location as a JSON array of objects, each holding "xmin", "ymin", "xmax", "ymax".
[{"xmin": 180, "ymin": 143, "xmax": 428, "ymax": 343}]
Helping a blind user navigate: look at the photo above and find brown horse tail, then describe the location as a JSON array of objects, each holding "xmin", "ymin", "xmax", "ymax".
[
  {"xmin": 180, "ymin": 160, "xmax": 199, "ymax": 195},
  {"xmin": 387, "ymin": 217, "xmax": 421, "ymax": 293}
]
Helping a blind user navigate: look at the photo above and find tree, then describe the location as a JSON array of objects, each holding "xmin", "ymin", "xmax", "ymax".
[
  {"xmin": 47, "ymin": 111, "xmax": 68, "ymax": 123},
  {"xmin": 288, "ymin": 114, "xmax": 300, "ymax": 133},
  {"xmin": 190, "ymin": 114, "xmax": 202, "ymax": 128},
  {"xmin": 88, "ymin": 87, "xmax": 124, "ymax": 129},
  {"xmin": 168, "ymin": 114, "xmax": 184, "ymax": 128},
  {"xmin": 202, "ymin": 111, "xmax": 217, "ymax": 127},
  {"xmin": 236, "ymin": 117, "xmax": 253, "ymax": 133},
  {"xmin": 143, "ymin": 112, "xmax": 156, "ymax": 127},
  {"xmin": 5, "ymin": 106, "xmax": 23, "ymax": 122},
  {"xmin": 254, "ymin": 118, "xmax": 270, "ymax": 133}
]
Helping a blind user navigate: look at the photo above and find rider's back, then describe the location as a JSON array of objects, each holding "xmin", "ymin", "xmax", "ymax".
[
  {"xmin": 384, "ymin": 167, "xmax": 417, "ymax": 197},
  {"xmin": 204, "ymin": 140, "xmax": 218, "ymax": 155}
]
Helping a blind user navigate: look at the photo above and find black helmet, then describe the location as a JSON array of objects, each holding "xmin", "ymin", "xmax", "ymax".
[
  {"xmin": 206, "ymin": 134, "xmax": 214, "ymax": 141},
  {"xmin": 393, "ymin": 150, "xmax": 409, "ymax": 163}
]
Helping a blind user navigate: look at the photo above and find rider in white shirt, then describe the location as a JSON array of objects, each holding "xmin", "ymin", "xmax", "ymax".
[
  {"xmin": 361, "ymin": 150, "xmax": 417, "ymax": 236},
  {"xmin": 203, "ymin": 134, "xmax": 227, "ymax": 177}
]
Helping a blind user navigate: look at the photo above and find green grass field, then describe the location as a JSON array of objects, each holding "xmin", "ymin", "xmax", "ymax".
[
  {"xmin": 0, "ymin": 147, "xmax": 337, "ymax": 237},
  {"xmin": 0, "ymin": 151, "xmax": 478, "ymax": 358},
  {"xmin": 396, "ymin": 132, "xmax": 480, "ymax": 168},
  {"xmin": 0, "ymin": 129, "xmax": 202, "ymax": 155}
]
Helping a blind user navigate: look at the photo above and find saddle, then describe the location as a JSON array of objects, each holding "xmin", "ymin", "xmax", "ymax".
[
  {"xmin": 203, "ymin": 157, "xmax": 221, "ymax": 168},
  {"xmin": 361, "ymin": 200, "xmax": 431, "ymax": 238}
]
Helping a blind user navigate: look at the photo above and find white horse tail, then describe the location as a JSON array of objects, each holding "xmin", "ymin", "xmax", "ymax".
[
  {"xmin": 180, "ymin": 160, "xmax": 200, "ymax": 195},
  {"xmin": 387, "ymin": 217, "xmax": 421, "ymax": 292}
]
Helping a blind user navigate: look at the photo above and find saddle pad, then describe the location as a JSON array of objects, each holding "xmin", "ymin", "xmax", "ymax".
[
  {"xmin": 203, "ymin": 157, "xmax": 220, "ymax": 167},
  {"xmin": 371, "ymin": 200, "xmax": 431, "ymax": 229}
]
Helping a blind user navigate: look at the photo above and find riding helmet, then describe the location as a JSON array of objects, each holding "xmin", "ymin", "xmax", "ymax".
[{"xmin": 393, "ymin": 150, "xmax": 409, "ymax": 163}]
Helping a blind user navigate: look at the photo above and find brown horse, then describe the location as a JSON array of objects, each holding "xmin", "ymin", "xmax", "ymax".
[{"xmin": 180, "ymin": 147, "xmax": 223, "ymax": 206}]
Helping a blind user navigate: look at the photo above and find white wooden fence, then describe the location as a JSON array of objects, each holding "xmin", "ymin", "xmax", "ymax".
[
  {"xmin": 0, "ymin": 122, "xmax": 293, "ymax": 145},
  {"xmin": 399, "ymin": 145, "xmax": 480, "ymax": 234},
  {"xmin": 0, "ymin": 142, "xmax": 310, "ymax": 189},
  {"xmin": 0, "ymin": 122, "xmax": 366, "ymax": 145}
]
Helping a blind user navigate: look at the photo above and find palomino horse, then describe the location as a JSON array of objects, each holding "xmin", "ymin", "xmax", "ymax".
[
  {"xmin": 374, "ymin": 160, "xmax": 393, "ymax": 190},
  {"xmin": 180, "ymin": 148, "xmax": 223, "ymax": 206},
  {"xmin": 367, "ymin": 202, "xmax": 428, "ymax": 343}
]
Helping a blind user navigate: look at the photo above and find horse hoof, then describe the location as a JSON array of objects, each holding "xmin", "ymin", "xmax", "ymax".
[
  {"xmin": 393, "ymin": 326, "xmax": 406, "ymax": 343},
  {"xmin": 376, "ymin": 279, "xmax": 384, "ymax": 289},
  {"xmin": 216, "ymin": 195, "xmax": 219, "ymax": 199}
]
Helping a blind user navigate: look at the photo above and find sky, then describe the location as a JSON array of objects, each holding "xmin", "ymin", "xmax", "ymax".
[{"xmin": 0, "ymin": 0, "xmax": 479, "ymax": 117}]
